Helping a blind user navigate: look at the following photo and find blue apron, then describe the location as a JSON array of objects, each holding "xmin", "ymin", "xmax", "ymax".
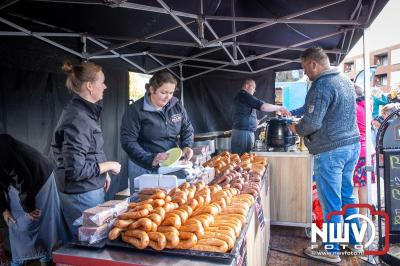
[{"xmin": 7, "ymin": 173, "xmax": 66, "ymax": 261}]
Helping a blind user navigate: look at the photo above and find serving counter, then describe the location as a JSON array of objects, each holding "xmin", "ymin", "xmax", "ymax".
[
  {"xmin": 53, "ymin": 168, "xmax": 270, "ymax": 266},
  {"xmin": 254, "ymin": 151, "xmax": 312, "ymax": 228}
]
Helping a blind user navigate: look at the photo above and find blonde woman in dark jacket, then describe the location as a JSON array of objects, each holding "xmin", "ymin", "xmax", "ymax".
[{"xmin": 52, "ymin": 60, "xmax": 121, "ymax": 240}]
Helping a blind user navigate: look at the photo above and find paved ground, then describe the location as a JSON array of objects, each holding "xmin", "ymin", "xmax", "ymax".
[{"xmin": 267, "ymin": 225, "xmax": 385, "ymax": 265}]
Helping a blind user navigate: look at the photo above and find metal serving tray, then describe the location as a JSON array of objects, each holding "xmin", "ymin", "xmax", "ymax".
[{"xmin": 106, "ymin": 205, "xmax": 254, "ymax": 264}]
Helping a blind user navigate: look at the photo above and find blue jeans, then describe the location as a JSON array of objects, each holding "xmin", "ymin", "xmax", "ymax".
[
  {"xmin": 59, "ymin": 187, "xmax": 105, "ymax": 241},
  {"xmin": 231, "ymin": 129, "xmax": 254, "ymax": 155},
  {"xmin": 314, "ymin": 143, "xmax": 361, "ymax": 253}
]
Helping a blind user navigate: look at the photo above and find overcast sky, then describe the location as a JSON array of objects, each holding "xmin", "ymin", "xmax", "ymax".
[{"xmin": 346, "ymin": 0, "xmax": 399, "ymax": 58}]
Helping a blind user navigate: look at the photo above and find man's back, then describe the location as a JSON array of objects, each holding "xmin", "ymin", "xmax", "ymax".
[{"xmin": 298, "ymin": 69, "xmax": 360, "ymax": 154}]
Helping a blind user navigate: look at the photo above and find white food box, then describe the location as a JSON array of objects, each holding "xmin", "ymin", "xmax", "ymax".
[
  {"xmin": 135, "ymin": 174, "xmax": 178, "ymax": 191},
  {"xmin": 158, "ymin": 160, "xmax": 193, "ymax": 175}
]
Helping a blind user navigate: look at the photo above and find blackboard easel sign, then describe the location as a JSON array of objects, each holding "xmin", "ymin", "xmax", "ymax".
[{"xmin": 384, "ymin": 151, "xmax": 400, "ymax": 233}]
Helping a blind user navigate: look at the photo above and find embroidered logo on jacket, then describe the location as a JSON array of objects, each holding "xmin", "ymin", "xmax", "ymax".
[{"xmin": 170, "ymin": 113, "xmax": 183, "ymax": 123}]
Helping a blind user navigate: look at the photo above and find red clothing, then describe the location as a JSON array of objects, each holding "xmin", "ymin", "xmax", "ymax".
[{"xmin": 356, "ymin": 98, "xmax": 366, "ymax": 157}]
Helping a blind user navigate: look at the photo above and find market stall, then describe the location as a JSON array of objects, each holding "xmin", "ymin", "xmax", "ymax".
[
  {"xmin": 53, "ymin": 152, "xmax": 270, "ymax": 266},
  {"xmin": 0, "ymin": 1, "xmax": 390, "ymax": 265}
]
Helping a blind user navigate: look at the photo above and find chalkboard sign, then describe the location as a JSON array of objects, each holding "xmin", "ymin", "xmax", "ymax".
[{"xmin": 384, "ymin": 151, "xmax": 400, "ymax": 233}]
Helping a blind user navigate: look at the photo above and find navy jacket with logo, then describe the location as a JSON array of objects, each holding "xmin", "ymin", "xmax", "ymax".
[
  {"xmin": 120, "ymin": 95, "xmax": 194, "ymax": 170},
  {"xmin": 52, "ymin": 94, "xmax": 107, "ymax": 194}
]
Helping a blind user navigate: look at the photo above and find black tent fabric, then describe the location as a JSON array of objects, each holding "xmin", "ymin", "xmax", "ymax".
[
  {"xmin": 184, "ymin": 71, "xmax": 275, "ymax": 133},
  {"xmin": 0, "ymin": 0, "xmax": 389, "ymax": 195},
  {"xmin": 0, "ymin": 0, "xmax": 388, "ymax": 74}
]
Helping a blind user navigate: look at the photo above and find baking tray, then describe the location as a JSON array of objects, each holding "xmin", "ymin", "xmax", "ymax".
[
  {"xmin": 106, "ymin": 205, "xmax": 255, "ymax": 263},
  {"xmin": 70, "ymin": 238, "xmax": 107, "ymax": 249}
]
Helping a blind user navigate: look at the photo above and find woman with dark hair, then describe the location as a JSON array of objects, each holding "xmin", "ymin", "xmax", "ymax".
[
  {"xmin": 120, "ymin": 71, "xmax": 194, "ymax": 194},
  {"xmin": 0, "ymin": 134, "xmax": 66, "ymax": 266},
  {"xmin": 52, "ymin": 60, "xmax": 121, "ymax": 239}
]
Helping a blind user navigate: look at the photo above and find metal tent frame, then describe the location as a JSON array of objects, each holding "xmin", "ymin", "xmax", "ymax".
[{"xmin": 0, "ymin": 0, "xmax": 372, "ymax": 82}]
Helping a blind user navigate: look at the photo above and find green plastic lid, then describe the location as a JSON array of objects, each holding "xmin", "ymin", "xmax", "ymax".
[{"xmin": 159, "ymin": 147, "xmax": 182, "ymax": 167}]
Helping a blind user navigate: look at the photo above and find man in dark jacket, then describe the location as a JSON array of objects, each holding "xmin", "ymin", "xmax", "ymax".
[
  {"xmin": 231, "ymin": 79, "xmax": 289, "ymax": 155},
  {"xmin": 289, "ymin": 47, "xmax": 361, "ymax": 263}
]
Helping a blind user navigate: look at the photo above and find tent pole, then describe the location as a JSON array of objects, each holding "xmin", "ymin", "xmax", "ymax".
[
  {"xmin": 0, "ymin": 0, "xmax": 20, "ymax": 10},
  {"xmin": 148, "ymin": 51, "xmax": 231, "ymax": 65},
  {"xmin": 88, "ymin": 37, "xmax": 147, "ymax": 73},
  {"xmin": 238, "ymin": 28, "xmax": 355, "ymax": 65},
  {"xmin": 204, "ymin": 21, "xmax": 236, "ymax": 64},
  {"xmin": 184, "ymin": 27, "xmax": 355, "ymax": 80},
  {"xmin": 89, "ymin": 21, "xmax": 196, "ymax": 57},
  {"xmin": 336, "ymin": 0, "xmax": 362, "ymax": 64},
  {"xmin": 237, "ymin": 42, "xmax": 345, "ymax": 54},
  {"xmin": 148, "ymin": 28, "xmax": 352, "ymax": 76},
  {"xmin": 156, "ymin": 0, "xmax": 203, "ymax": 47},
  {"xmin": 231, "ymin": 0, "xmax": 237, "ymax": 60},
  {"xmin": 237, "ymin": 46, "xmax": 253, "ymax": 72},
  {"xmin": 206, "ymin": 0, "xmax": 346, "ymax": 46},
  {"xmin": 148, "ymin": 47, "xmax": 222, "ymax": 73},
  {"xmin": 180, "ymin": 64, "xmax": 184, "ymax": 107},
  {"xmin": 181, "ymin": 64, "xmax": 251, "ymax": 74},
  {"xmin": 33, "ymin": 0, "xmax": 358, "ymax": 26},
  {"xmin": 198, "ymin": 0, "xmax": 205, "ymax": 43},
  {"xmin": 260, "ymin": 57, "xmax": 300, "ymax": 63},
  {"xmin": 81, "ymin": 34, "xmax": 87, "ymax": 60},
  {"xmin": 0, "ymin": 16, "xmax": 82, "ymax": 58},
  {"xmin": 146, "ymin": 53, "xmax": 180, "ymax": 80},
  {"xmin": 362, "ymin": 26, "xmax": 374, "ymax": 263},
  {"xmin": 205, "ymin": 16, "xmax": 360, "ymax": 25}
]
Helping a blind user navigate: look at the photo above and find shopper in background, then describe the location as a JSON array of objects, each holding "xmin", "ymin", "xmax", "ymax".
[
  {"xmin": 1, "ymin": 134, "xmax": 66, "ymax": 266},
  {"xmin": 352, "ymin": 84, "xmax": 376, "ymax": 217},
  {"xmin": 387, "ymin": 85, "xmax": 400, "ymax": 103},
  {"xmin": 231, "ymin": 79, "xmax": 290, "ymax": 155},
  {"xmin": 52, "ymin": 60, "xmax": 121, "ymax": 240},
  {"xmin": 371, "ymin": 87, "xmax": 388, "ymax": 118},
  {"xmin": 289, "ymin": 47, "xmax": 361, "ymax": 264}
]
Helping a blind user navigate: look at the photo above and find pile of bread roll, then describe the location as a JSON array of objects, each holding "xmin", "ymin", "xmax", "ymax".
[
  {"xmin": 204, "ymin": 152, "xmax": 267, "ymax": 197},
  {"xmin": 108, "ymin": 182, "xmax": 254, "ymax": 253}
]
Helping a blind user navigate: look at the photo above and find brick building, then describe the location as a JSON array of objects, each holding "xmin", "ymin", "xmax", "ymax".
[{"xmin": 342, "ymin": 43, "xmax": 400, "ymax": 92}]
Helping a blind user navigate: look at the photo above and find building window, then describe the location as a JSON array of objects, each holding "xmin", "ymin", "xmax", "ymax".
[
  {"xmin": 344, "ymin": 62, "xmax": 354, "ymax": 73},
  {"xmin": 374, "ymin": 53, "xmax": 388, "ymax": 66},
  {"xmin": 375, "ymin": 74, "xmax": 388, "ymax": 86}
]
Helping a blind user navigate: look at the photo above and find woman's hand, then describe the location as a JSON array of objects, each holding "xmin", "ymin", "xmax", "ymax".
[
  {"xmin": 3, "ymin": 210, "xmax": 16, "ymax": 224},
  {"xmin": 182, "ymin": 147, "xmax": 193, "ymax": 161},
  {"xmin": 99, "ymin": 161, "xmax": 121, "ymax": 175},
  {"xmin": 152, "ymin": 153, "xmax": 169, "ymax": 166},
  {"xmin": 104, "ymin": 172, "xmax": 111, "ymax": 192},
  {"xmin": 26, "ymin": 209, "xmax": 41, "ymax": 221}
]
